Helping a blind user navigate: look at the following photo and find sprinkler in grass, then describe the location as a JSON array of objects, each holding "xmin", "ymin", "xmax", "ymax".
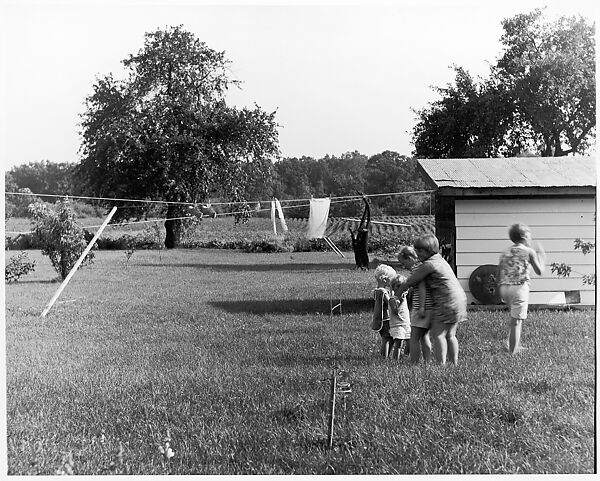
[{"xmin": 327, "ymin": 368, "xmax": 353, "ymax": 450}]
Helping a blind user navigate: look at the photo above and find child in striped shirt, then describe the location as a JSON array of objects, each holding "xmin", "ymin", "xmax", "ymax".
[{"xmin": 398, "ymin": 246, "xmax": 432, "ymax": 363}]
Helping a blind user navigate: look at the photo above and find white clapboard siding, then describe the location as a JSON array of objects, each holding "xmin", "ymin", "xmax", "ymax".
[
  {"xmin": 459, "ymin": 276, "xmax": 593, "ymax": 292},
  {"xmin": 455, "ymin": 198, "xmax": 595, "ymax": 213},
  {"xmin": 458, "ymin": 238, "xmax": 587, "ymax": 253},
  {"xmin": 457, "ymin": 264, "xmax": 594, "ymax": 281},
  {"xmin": 458, "ymin": 251, "xmax": 593, "ymax": 266},
  {"xmin": 464, "ymin": 290, "xmax": 596, "ymax": 306},
  {"xmin": 458, "ymin": 225, "xmax": 596, "ymax": 240},
  {"xmin": 455, "ymin": 197, "xmax": 596, "ymax": 305},
  {"xmin": 456, "ymin": 212, "xmax": 594, "ymax": 227}
]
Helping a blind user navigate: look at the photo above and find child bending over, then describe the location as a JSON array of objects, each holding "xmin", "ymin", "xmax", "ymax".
[
  {"xmin": 498, "ymin": 223, "xmax": 545, "ymax": 354},
  {"xmin": 398, "ymin": 246, "xmax": 432, "ymax": 364},
  {"xmin": 397, "ymin": 235, "xmax": 466, "ymax": 365},
  {"xmin": 389, "ymin": 274, "xmax": 411, "ymax": 360},
  {"xmin": 371, "ymin": 264, "xmax": 396, "ymax": 357}
]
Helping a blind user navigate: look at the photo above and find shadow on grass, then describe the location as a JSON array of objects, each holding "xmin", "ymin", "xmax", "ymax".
[
  {"xmin": 137, "ymin": 262, "xmax": 358, "ymax": 272},
  {"xmin": 209, "ymin": 298, "xmax": 371, "ymax": 314}
]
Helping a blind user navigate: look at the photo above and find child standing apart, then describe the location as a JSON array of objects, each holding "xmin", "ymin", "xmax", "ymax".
[
  {"xmin": 371, "ymin": 264, "xmax": 396, "ymax": 357},
  {"xmin": 498, "ymin": 223, "xmax": 545, "ymax": 354},
  {"xmin": 397, "ymin": 235, "xmax": 466, "ymax": 365},
  {"xmin": 398, "ymin": 246, "xmax": 432, "ymax": 364},
  {"xmin": 389, "ymin": 273, "xmax": 411, "ymax": 360}
]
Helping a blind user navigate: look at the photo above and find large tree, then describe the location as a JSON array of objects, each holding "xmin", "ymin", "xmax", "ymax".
[
  {"xmin": 77, "ymin": 26, "xmax": 279, "ymax": 247},
  {"xmin": 412, "ymin": 9, "xmax": 595, "ymax": 158},
  {"xmin": 412, "ymin": 67, "xmax": 514, "ymax": 158},
  {"xmin": 495, "ymin": 9, "xmax": 596, "ymax": 156}
]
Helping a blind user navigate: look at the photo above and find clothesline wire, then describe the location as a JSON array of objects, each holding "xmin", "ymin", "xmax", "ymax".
[
  {"xmin": 5, "ymin": 189, "xmax": 434, "ymax": 233},
  {"xmin": 5, "ymin": 191, "xmax": 428, "ymax": 234},
  {"xmin": 5, "ymin": 189, "xmax": 435, "ymax": 207},
  {"xmin": 6, "ymin": 197, "xmax": 382, "ymax": 233}
]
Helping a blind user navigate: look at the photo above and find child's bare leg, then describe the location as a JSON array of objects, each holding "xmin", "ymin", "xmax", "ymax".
[
  {"xmin": 509, "ymin": 318, "xmax": 522, "ymax": 354},
  {"xmin": 390, "ymin": 339, "xmax": 401, "ymax": 360},
  {"xmin": 421, "ymin": 331, "xmax": 432, "ymax": 362},
  {"xmin": 431, "ymin": 324, "xmax": 448, "ymax": 364},
  {"xmin": 380, "ymin": 336, "xmax": 391, "ymax": 357},
  {"xmin": 409, "ymin": 332, "xmax": 421, "ymax": 363},
  {"xmin": 446, "ymin": 323, "xmax": 459, "ymax": 365}
]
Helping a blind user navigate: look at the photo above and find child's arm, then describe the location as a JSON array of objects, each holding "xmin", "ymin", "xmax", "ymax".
[
  {"xmin": 388, "ymin": 295, "xmax": 399, "ymax": 315},
  {"xmin": 529, "ymin": 244, "xmax": 545, "ymax": 275},
  {"xmin": 398, "ymin": 262, "xmax": 434, "ymax": 292}
]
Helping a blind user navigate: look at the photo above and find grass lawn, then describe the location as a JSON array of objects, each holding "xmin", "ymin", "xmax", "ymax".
[{"xmin": 5, "ymin": 249, "xmax": 596, "ymax": 474}]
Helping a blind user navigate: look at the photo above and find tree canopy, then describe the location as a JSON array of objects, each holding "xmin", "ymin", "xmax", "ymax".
[
  {"xmin": 412, "ymin": 9, "xmax": 595, "ymax": 158},
  {"xmin": 76, "ymin": 26, "xmax": 280, "ymax": 247}
]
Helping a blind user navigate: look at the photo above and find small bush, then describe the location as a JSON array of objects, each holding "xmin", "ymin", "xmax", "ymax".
[
  {"xmin": 28, "ymin": 199, "xmax": 95, "ymax": 280},
  {"xmin": 5, "ymin": 251, "xmax": 36, "ymax": 283}
]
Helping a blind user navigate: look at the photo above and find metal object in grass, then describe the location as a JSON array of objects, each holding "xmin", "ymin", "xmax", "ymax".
[
  {"xmin": 324, "ymin": 236, "xmax": 345, "ymax": 257},
  {"xmin": 327, "ymin": 368, "xmax": 352, "ymax": 450}
]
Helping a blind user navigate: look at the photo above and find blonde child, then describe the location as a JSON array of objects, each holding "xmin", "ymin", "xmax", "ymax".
[
  {"xmin": 397, "ymin": 235, "xmax": 466, "ymax": 365},
  {"xmin": 389, "ymin": 273, "xmax": 411, "ymax": 360},
  {"xmin": 398, "ymin": 246, "xmax": 432, "ymax": 364},
  {"xmin": 498, "ymin": 223, "xmax": 545, "ymax": 354},
  {"xmin": 371, "ymin": 264, "xmax": 396, "ymax": 357}
]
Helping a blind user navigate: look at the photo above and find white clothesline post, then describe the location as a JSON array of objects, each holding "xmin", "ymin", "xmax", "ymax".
[{"xmin": 41, "ymin": 206, "xmax": 117, "ymax": 317}]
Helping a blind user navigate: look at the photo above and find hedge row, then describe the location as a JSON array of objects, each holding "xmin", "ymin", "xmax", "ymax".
[{"xmin": 5, "ymin": 230, "xmax": 418, "ymax": 256}]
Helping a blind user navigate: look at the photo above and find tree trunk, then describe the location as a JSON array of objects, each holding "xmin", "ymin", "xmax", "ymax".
[{"xmin": 164, "ymin": 205, "xmax": 184, "ymax": 249}]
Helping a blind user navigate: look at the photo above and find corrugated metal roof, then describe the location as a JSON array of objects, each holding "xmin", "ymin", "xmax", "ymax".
[{"xmin": 418, "ymin": 157, "xmax": 597, "ymax": 189}]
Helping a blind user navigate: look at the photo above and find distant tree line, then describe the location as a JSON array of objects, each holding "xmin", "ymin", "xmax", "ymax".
[{"xmin": 4, "ymin": 151, "xmax": 432, "ymax": 219}]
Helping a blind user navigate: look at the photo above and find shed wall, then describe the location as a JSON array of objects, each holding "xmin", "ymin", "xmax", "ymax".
[{"xmin": 455, "ymin": 197, "xmax": 596, "ymax": 305}]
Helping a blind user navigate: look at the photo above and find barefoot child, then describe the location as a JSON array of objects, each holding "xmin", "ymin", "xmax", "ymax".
[
  {"xmin": 371, "ymin": 264, "xmax": 396, "ymax": 357},
  {"xmin": 398, "ymin": 246, "xmax": 432, "ymax": 363},
  {"xmin": 397, "ymin": 235, "xmax": 467, "ymax": 365},
  {"xmin": 389, "ymin": 273, "xmax": 411, "ymax": 360},
  {"xmin": 498, "ymin": 223, "xmax": 545, "ymax": 354}
]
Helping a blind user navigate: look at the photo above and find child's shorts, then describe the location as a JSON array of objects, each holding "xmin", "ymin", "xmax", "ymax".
[{"xmin": 500, "ymin": 283, "xmax": 529, "ymax": 320}]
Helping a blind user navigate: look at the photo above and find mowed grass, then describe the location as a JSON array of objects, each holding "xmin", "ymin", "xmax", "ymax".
[{"xmin": 5, "ymin": 249, "xmax": 595, "ymax": 474}]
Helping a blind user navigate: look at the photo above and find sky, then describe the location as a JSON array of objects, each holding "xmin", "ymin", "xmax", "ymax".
[{"xmin": 1, "ymin": 0, "xmax": 597, "ymax": 170}]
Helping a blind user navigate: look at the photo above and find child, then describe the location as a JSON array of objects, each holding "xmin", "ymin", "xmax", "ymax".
[
  {"xmin": 498, "ymin": 223, "xmax": 545, "ymax": 354},
  {"xmin": 371, "ymin": 264, "xmax": 396, "ymax": 357},
  {"xmin": 396, "ymin": 235, "xmax": 466, "ymax": 365},
  {"xmin": 389, "ymin": 273, "xmax": 411, "ymax": 360},
  {"xmin": 398, "ymin": 246, "xmax": 432, "ymax": 364}
]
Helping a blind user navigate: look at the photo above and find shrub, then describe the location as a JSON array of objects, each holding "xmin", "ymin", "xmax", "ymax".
[
  {"xmin": 5, "ymin": 251, "xmax": 36, "ymax": 283},
  {"xmin": 28, "ymin": 198, "xmax": 95, "ymax": 280},
  {"xmin": 551, "ymin": 238, "xmax": 596, "ymax": 286},
  {"xmin": 5, "ymin": 188, "xmax": 42, "ymax": 218}
]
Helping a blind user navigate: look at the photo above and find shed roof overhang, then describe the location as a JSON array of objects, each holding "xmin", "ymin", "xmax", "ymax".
[{"xmin": 435, "ymin": 186, "xmax": 597, "ymax": 198}]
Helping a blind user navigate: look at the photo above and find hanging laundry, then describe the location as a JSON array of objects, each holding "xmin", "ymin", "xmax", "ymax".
[
  {"xmin": 306, "ymin": 197, "xmax": 331, "ymax": 239},
  {"xmin": 270, "ymin": 200, "xmax": 277, "ymax": 235},
  {"xmin": 275, "ymin": 199, "xmax": 288, "ymax": 233}
]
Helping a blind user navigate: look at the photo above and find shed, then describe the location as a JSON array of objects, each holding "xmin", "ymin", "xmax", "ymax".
[{"xmin": 417, "ymin": 156, "xmax": 596, "ymax": 306}]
